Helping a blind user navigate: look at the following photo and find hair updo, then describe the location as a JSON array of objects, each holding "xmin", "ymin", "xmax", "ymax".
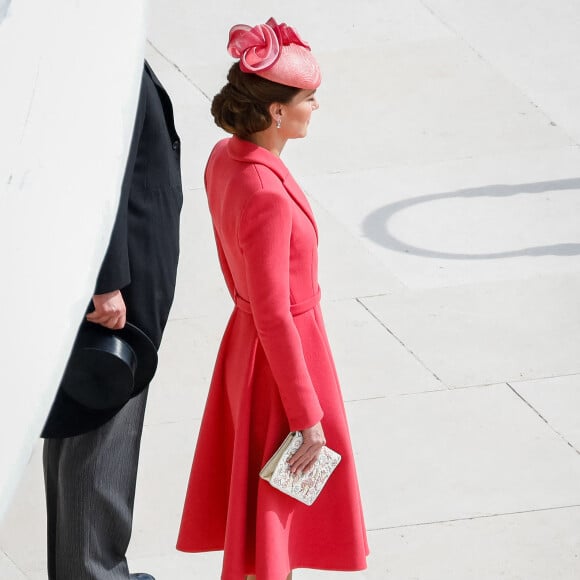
[{"xmin": 211, "ymin": 63, "xmax": 301, "ymax": 138}]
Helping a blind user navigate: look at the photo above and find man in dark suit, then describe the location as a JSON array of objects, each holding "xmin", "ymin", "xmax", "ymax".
[{"xmin": 43, "ymin": 61, "xmax": 183, "ymax": 580}]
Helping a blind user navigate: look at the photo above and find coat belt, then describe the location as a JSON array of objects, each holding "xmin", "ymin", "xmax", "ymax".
[{"xmin": 234, "ymin": 287, "xmax": 321, "ymax": 317}]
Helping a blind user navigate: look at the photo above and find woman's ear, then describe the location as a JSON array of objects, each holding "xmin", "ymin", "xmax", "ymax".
[{"xmin": 268, "ymin": 102, "xmax": 283, "ymax": 125}]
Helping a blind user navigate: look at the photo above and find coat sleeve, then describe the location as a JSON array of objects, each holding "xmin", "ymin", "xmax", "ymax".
[
  {"xmin": 213, "ymin": 227, "xmax": 236, "ymax": 301},
  {"xmin": 94, "ymin": 67, "xmax": 147, "ymax": 295},
  {"xmin": 238, "ymin": 188, "xmax": 323, "ymax": 431}
]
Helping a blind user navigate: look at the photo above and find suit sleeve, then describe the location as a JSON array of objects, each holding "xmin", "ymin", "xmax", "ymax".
[
  {"xmin": 94, "ymin": 69, "xmax": 147, "ymax": 294},
  {"xmin": 238, "ymin": 188, "xmax": 323, "ymax": 431}
]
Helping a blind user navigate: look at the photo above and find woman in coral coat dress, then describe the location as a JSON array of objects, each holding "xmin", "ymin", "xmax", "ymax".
[{"xmin": 177, "ymin": 18, "xmax": 369, "ymax": 580}]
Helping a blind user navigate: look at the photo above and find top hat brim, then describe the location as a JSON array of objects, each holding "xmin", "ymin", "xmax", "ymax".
[
  {"xmin": 41, "ymin": 321, "xmax": 158, "ymax": 439},
  {"xmin": 113, "ymin": 322, "xmax": 158, "ymax": 391}
]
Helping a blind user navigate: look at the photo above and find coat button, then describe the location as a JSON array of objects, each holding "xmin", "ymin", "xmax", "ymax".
[{"xmin": 172, "ymin": 140, "xmax": 180, "ymax": 151}]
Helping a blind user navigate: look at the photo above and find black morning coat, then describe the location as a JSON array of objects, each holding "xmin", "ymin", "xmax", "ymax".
[
  {"xmin": 94, "ymin": 61, "xmax": 183, "ymax": 349},
  {"xmin": 40, "ymin": 62, "xmax": 183, "ymax": 438}
]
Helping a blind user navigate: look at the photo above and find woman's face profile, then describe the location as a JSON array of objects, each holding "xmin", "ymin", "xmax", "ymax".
[{"xmin": 280, "ymin": 89, "xmax": 319, "ymax": 139}]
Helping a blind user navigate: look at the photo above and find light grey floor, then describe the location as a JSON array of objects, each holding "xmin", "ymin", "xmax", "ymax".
[{"xmin": 2, "ymin": 1, "xmax": 580, "ymax": 578}]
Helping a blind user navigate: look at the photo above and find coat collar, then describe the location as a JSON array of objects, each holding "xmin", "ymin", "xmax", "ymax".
[
  {"xmin": 227, "ymin": 136, "xmax": 317, "ymax": 238},
  {"xmin": 228, "ymin": 136, "xmax": 289, "ymax": 180}
]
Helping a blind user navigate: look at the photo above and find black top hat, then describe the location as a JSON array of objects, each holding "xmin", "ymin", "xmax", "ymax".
[{"xmin": 41, "ymin": 321, "xmax": 158, "ymax": 439}]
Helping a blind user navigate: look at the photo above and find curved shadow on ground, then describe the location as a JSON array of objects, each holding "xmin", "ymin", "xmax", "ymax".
[{"xmin": 362, "ymin": 177, "xmax": 580, "ymax": 260}]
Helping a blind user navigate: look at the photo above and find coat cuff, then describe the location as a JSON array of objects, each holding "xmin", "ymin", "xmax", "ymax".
[{"xmin": 287, "ymin": 402, "xmax": 324, "ymax": 432}]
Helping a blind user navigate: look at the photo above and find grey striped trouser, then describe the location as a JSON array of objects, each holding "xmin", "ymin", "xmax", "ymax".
[{"xmin": 43, "ymin": 388, "xmax": 149, "ymax": 580}]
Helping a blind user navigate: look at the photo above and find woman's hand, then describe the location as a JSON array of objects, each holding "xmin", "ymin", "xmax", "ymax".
[
  {"xmin": 86, "ymin": 290, "xmax": 126, "ymax": 329},
  {"xmin": 288, "ymin": 422, "xmax": 326, "ymax": 476}
]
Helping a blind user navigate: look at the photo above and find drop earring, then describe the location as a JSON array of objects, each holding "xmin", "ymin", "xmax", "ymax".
[{"xmin": 276, "ymin": 118, "xmax": 282, "ymax": 129}]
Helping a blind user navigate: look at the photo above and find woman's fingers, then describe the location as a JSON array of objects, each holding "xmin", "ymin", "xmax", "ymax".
[
  {"xmin": 289, "ymin": 444, "xmax": 317, "ymax": 474},
  {"xmin": 288, "ymin": 422, "xmax": 326, "ymax": 475},
  {"xmin": 291, "ymin": 449, "xmax": 318, "ymax": 474}
]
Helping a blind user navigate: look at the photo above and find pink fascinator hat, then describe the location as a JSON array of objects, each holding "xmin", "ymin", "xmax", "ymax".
[{"xmin": 227, "ymin": 17, "xmax": 321, "ymax": 90}]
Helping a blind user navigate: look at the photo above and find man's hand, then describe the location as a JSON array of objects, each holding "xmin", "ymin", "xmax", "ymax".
[{"xmin": 86, "ymin": 290, "xmax": 126, "ymax": 329}]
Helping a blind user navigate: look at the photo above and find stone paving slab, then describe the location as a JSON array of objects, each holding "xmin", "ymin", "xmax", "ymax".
[
  {"xmin": 145, "ymin": 317, "xmax": 225, "ymax": 425},
  {"xmin": 346, "ymin": 507, "xmax": 580, "ymax": 580},
  {"xmin": 323, "ymin": 299, "xmax": 443, "ymax": 399},
  {"xmin": 348, "ymin": 384, "xmax": 580, "ymax": 530},
  {"xmin": 0, "ymin": 444, "xmax": 45, "ymax": 577},
  {"xmin": 129, "ymin": 420, "xmax": 199, "ymax": 559},
  {"xmin": 166, "ymin": 184, "xmax": 228, "ymax": 321},
  {"xmin": 311, "ymin": 196, "xmax": 406, "ymax": 300},
  {"xmin": 360, "ymin": 275, "xmax": 580, "ymax": 387},
  {"xmin": 294, "ymin": 41, "xmax": 572, "ymax": 176},
  {"xmin": 511, "ymin": 374, "xmax": 580, "ymax": 452},
  {"xmin": 424, "ymin": 0, "xmax": 580, "ymax": 103},
  {"xmin": 0, "ymin": 552, "xmax": 27, "ymax": 580}
]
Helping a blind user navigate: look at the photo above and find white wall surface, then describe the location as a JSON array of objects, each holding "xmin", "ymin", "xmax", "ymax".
[{"xmin": 0, "ymin": 0, "xmax": 146, "ymax": 522}]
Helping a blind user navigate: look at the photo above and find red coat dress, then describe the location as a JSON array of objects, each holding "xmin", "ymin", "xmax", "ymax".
[{"xmin": 177, "ymin": 136, "xmax": 368, "ymax": 579}]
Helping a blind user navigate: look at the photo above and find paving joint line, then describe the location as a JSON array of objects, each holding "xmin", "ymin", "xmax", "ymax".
[
  {"xmin": 0, "ymin": 549, "xmax": 26, "ymax": 576},
  {"xmin": 368, "ymin": 503, "xmax": 580, "ymax": 532},
  {"xmin": 355, "ymin": 297, "xmax": 445, "ymax": 387},
  {"xmin": 506, "ymin": 382, "xmax": 580, "ymax": 455},
  {"xmin": 419, "ymin": 0, "xmax": 486, "ymax": 61},
  {"xmin": 507, "ymin": 372, "xmax": 580, "ymax": 385},
  {"xmin": 418, "ymin": 0, "xmax": 577, "ymax": 146},
  {"xmin": 146, "ymin": 39, "xmax": 211, "ymax": 101},
  {"xmin": 344, "ymin": 386, "xmax": 449, "ymax": 404},
  {"xmin": 325, "ymin": 293, "xmax": 397, "ymax": 304},
  {"xmin": 344, "ymin": 382, "xmax": 520, "ymax": 404}
]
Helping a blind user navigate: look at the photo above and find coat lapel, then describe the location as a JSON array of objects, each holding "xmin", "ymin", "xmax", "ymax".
[
  {"xmin": 144, "ymin": 61, "xmax": 180, "ymax": 141},
  {"xmin": 228, "ymin": 137, "xmax": 318, "ymax": 239}
]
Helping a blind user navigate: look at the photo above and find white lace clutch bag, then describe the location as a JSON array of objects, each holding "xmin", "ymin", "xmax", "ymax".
[{"xmin": 259, "ymin": 431, "xmax": 341, "ymax": 506}]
